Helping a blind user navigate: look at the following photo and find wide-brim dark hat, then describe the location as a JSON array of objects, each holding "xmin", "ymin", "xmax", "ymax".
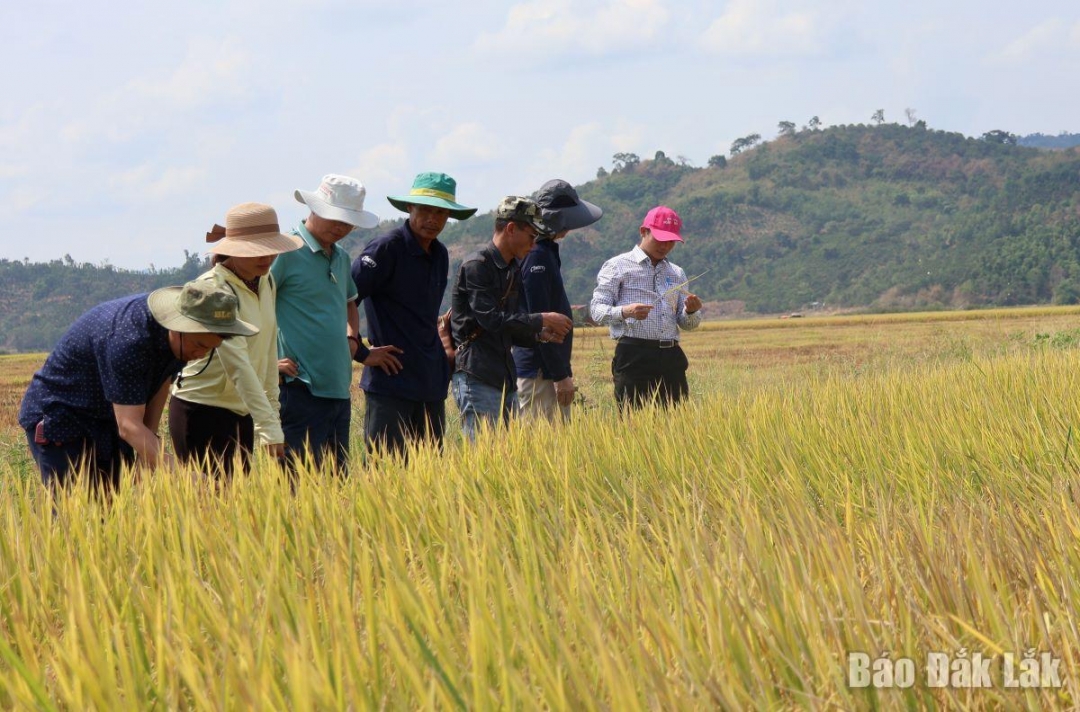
[
  {"xmin": 535, "ymin": 179, "xmax": 603, "ymax": 234},
  {"xmin": 387, "ymin": 172, "xmax": 477, "ymax": 221}
]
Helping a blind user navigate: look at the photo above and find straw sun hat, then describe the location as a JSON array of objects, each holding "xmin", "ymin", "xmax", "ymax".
[{"xmin": 205, "ymin": 202, "xmax": 303, "ymax": 257}]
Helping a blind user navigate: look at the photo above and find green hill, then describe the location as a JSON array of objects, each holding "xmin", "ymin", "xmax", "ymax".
[
  {"xmin": 3, "ymin": 123, "xmax": 1080, "ymax": 351},
  {"xmin": 430, "ymin": 124, "xmax": 1080, "ymax": 315},
  {"xmin": 1019, "ymin": 132, "xmax": 1080, "ymax": 150},
  {"xmin": 0, "ymin": 253, "xmax": 211, "ymax": 353}
]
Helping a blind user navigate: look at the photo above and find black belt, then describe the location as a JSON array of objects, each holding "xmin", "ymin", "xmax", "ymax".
[{"xmin": 618, "ymin": 337, "xmax": 678, "ymax": 349}]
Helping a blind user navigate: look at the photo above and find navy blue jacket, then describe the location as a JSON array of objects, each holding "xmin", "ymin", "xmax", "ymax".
[
  {"xmin": 513, "ymin": 238, "xmax": 573, "ymax": 381},
  {"xmin": 18, "ymin": 294, "xmax": 180, "ymax": 459},
  {"xmin": 351, "ymin": 222, "xmax": 451, "ymax": 402}
]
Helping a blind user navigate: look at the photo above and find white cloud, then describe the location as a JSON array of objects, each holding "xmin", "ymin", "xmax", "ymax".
[
  {"xmin": 59, "ymin": 35, "xmax": 259, "ymax": 148},
  {"xmin": 0, "ymin": 104, "xmax": 54, "ymax": 150},
  {"xmin": 699, "ymin": 0, "xmax": 825, "ymax": 57},
  {"xmin": 0, "ymin": 187, "xmax": 42, "ymax": 219},
  {"xmin": 334, "ymin": 106, "xmax": 493, "ymax": 218},
  {"xmin": 994, "ymin": 19, "xmax": 1080, "ymax": 63},
  {"xmin": 549, "ymin": 122, "xmax": 608, "ymax": 174},
  {"xmin": 432, "ymin": 123, "xmax": 501, "ymax": 166},
  {"xmin": 385, "ymin": 104, "xmax": 437, "ymax": 139},
  {"xmin": 526, "ymin": 122, "xmax": 606, "ymax": 189},
  {"xmin": 475, "ymin": 0, "xmax": 670, "ymax": 56},
  {"xmin": 108, "ymin": 164, "xmax": 206, "ymax": 201},
  {"xmin": 346, "ymin": 142, "xmax": 411, "ymax": 201},
  {"xmin": 5, "ymin": 0, "xmax": 1080, "ymax": 270},
  {"xmin": 59, "ymin": 88, "xmax": 146, "ymax": 145},
  {"xmin": 608, "ymin": 120, "xmax": 648, "ymax": 154},
  {"xmin": 527, "ymin": 119, "xmax": 649, "ymax": 192},
  {"xmin": 130, "ymin": 37, "xmax": 254, "ymax": 110},
  {"xmin": 0, "ymin": 164, "xmax": 25, "ymax": 180}
]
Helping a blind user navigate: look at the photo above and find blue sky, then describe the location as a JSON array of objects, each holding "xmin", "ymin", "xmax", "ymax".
[{"xmin": 2, "ymin": 0, "xmax": 1077, "ymax": 268}]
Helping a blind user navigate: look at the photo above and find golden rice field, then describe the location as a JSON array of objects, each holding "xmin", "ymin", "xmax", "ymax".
[{"xmin": 3, "ymin": 306, "xmax": 1080, "ymax": 709}]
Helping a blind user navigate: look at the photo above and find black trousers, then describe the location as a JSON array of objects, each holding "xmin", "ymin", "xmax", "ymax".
[
  {"xmin": 364, "ymin": 391, "xmax": 445, "ymax": 457},
  {"xmin": 612, "ymin": 341, "xmax": 689, "ymax": 409},
  {"xmin": 169, "ymin": 397, "xmax": 255, "ymax": 477}
]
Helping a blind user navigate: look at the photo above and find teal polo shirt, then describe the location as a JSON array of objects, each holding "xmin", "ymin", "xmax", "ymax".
[{"xmin": 271, "ymin": 222, "xmax": 358, "ymax": 400}]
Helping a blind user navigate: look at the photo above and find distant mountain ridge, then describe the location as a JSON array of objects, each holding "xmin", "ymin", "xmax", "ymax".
[
  {"xmin": 433, "ymin": 123, "xmax": 1080, "ymax": 315},
  {"xmin": 3, "ymin": 123, "xmax": 1079, "ymax": 352},
  {"xmin": 1019, "ymin": 132, "xmax": 1080, "ymax": 150},
  {"xmin": 0, "ymin": 253, "xmax": 210, "ymax": 353}
]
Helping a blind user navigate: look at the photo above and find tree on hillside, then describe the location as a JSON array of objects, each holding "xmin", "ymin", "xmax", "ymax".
[
  {"xmin": 905, "ymin": 108, "xmax": 918, "ymax": 126},
  {"xmin": 1054, "ymin": 279, "xmax": 1080, "ymax": 305},
  {"xmin": 872, "ymin": 109, "xmax": 885, "ymax": 125},
  {"xmin": 176, "ymin": 250, "xmax": 211, "ymax": 281},
  {"xmin": 612, "ymin": 152, "xmax": 640, "ymax": 172},
  {"xmin": 596, "ymin": 166, "xmax": 609, "ymax": 179},
  {"xmin": 676, "ymin": 155, "xmax": 693, "ymax": 166},
  {"xmin": 708, "ymin": 154, "xmax": 727, "ymax": 168},
  {"xmin": 653, "ymin": 150, "xmax": 675, "ymax": 167},
  {"xmin": 807, "ymin": 116, "xmax": 822, "ymax": 131},
  {"xmin": 981, "ymin": 129, "xmax": 1018, "ymax": 145},
  {"xmin": 730, "ymin": 133, "xmax": 762, "ymax": 156},
  {"xmin": 777, "ymin": 120, "xmax": 796, "ymax": 137}
]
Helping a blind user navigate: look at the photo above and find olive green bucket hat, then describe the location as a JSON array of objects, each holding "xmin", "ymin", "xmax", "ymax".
[
  {"xmin": 147, "ymin": 280, "xmax": 259, "ymax": 337},
  {"xmin": 387, "ymin": 172, "xmax": 477, "ymax": 220}
]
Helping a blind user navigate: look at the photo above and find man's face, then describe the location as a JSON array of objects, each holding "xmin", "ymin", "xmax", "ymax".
[
  {"xmin": 305, "ymin": 213, "xmax": 356, "ymax": 248},
  {"xmin": 407, "ymin": 204, "xmax": 451, "ymax": 243},
  {"xmin": 509, "ymin": 221, "xmax": 540, "ymax": 261},
  {"xmin": 170, "ymin": 332, "xmax": 225, "ymax": 361},
  {"xmin": 639, "ymin": 228, "xmax": 677, "ymax": 262}
]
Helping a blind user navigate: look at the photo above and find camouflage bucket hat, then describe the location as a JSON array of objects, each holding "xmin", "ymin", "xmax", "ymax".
[
  {"xmin": 147, "ymin": 280, "xmax": 259, "ymax": 337},
  {"xmin": 495, "ymin": 196, "xmax": 550, "ymax": 236}
]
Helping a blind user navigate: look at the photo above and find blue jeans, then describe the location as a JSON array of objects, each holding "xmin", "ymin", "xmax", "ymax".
[
  {"xmin": 279, "ymin": 380, "xmax": 351, "ymax": 474},
  {"xmin": 451, "ymin": 372, "xmax": 516, "ymax": 442},
  {"xmin": 24, "ymin": 427, "xmax": 130, "ymax": 491}
]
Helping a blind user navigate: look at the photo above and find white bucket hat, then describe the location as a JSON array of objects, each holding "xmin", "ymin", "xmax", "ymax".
[
  {"xmin": 294, "ymin": 174, "xmax": 380, "ymax": 229},
  {"xmin": 205, "ymin": 202, "xmax": 303, "ymax": 257}
]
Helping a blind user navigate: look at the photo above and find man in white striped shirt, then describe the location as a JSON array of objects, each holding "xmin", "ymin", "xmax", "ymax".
[{"xmin": 589, "ymin": 205, "xmax": 702, "ymax": 408}]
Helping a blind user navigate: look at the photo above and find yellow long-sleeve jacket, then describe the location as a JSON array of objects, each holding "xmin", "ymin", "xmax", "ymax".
[{"xmin": 170, "ymin": 264, "xmax": 284, "ymax": 446}]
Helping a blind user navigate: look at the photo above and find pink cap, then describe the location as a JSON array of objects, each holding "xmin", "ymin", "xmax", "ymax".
[{"xmin": 641, "ymin": 205, "xmax": 683, "ymax": 242}]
